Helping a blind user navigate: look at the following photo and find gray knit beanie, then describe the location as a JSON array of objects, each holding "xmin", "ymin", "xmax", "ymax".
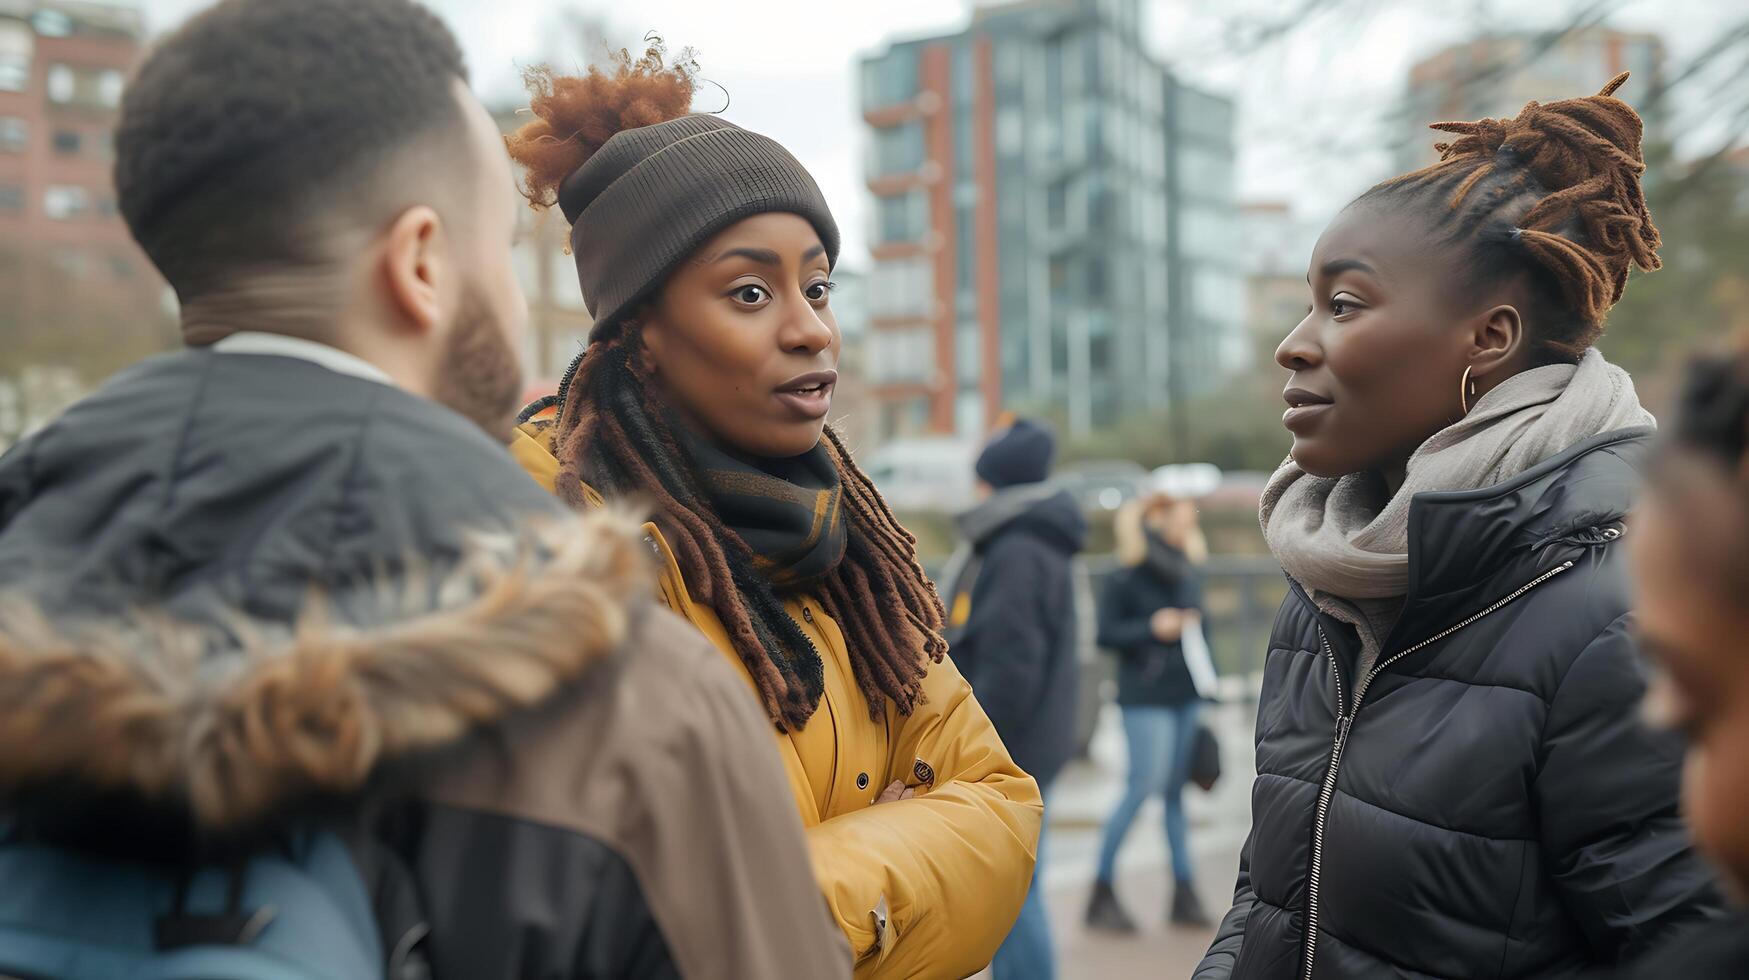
[{"xmin": 556, "ymin": 114, "xmax": 840, "ymax": 342}]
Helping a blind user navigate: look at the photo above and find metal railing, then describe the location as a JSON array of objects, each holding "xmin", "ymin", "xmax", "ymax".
[{"xmin": 928, "ymin": 551, "xmax": 1287, "ymax": 755}]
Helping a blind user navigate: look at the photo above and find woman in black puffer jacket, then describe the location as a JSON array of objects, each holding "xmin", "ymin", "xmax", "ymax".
[{"xmin": 1194, "ymin": 75, "xmax": 1721, "ymax": 980}]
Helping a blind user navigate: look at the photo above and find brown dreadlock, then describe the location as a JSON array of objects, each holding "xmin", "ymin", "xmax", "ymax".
[
  {"xmin": 502, "ymin": 42, "xmax": 945, "ymax": 730},
  {"xmin": 1358, "ymin": 72, "xmax": 1661, "ymax": 358},
  {"xmin": 548, "ymin": 334, "xmax": 946, "ymax": 731}
]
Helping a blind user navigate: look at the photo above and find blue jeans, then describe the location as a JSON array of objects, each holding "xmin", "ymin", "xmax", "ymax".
[
  {"xmin": 1095, "ymin": 702, "xmax": 1201, "ymax": 884},
  {"xmin": 991, "ymin": 788, "xmax": 1055, "ymax": 980}
]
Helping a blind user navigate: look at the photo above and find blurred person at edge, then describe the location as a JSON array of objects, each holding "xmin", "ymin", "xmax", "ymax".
[
  {"xmin": 1085, "ymin": 485, "xmax": 1213, "ymax": 934},
  {"xmin": 502, "ymin": 47, "xmax": 1040, "ymax": 979},
  {"xmin": 1194, "ymin": 74, "xmax": 1723, "ymax": 980},
  {"xmin": 0, "ymin": 1, "xmax": 847, "ymax": 977},
  {"xmin": 938, "ymin": 416, "xmax": 1090, "ymax": 980},
  {"xmin": 1616, "ymin": 342, "xmax": 1749, "ymax": 978}
]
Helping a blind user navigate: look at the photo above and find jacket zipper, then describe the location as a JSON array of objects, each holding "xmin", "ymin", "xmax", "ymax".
[{"xmin": 1298, "ymin": 558, "xmax": 1577, "ymax": 980}]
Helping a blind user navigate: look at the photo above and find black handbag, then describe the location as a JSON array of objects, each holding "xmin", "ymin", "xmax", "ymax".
[{"xmin": 1189, "ymin": 722, "xmax": 1222, "ymax": 792}]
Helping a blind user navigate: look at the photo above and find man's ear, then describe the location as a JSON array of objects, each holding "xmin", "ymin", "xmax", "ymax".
[
  {"xmin": 1470, "ymin": 303, "xmax": 1525, "ymax": 380},
  {"xmin": 381, "ymin": 204, "xmax": 447, "ymax": 336}
]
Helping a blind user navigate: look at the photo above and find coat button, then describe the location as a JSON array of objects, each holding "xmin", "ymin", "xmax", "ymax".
[
  {"xmin": 856, "ymin": 772, "xmax": 870, "ymax": 791},
  {"xmin": 802, "ymin": 606, "xmax": 814, "ymax": 623}
]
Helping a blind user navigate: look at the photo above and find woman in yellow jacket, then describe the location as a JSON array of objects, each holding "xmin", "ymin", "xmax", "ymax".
[{"xmin": 502, "ymin": 46, "xmax": 1041, "ymax": 978}]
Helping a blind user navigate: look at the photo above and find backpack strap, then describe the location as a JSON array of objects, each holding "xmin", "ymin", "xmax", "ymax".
[
  {"xmin": 154, "ymin": 859, "xmax": 277, "ymax": 950},
  {"xmin": 347, "ymin": 814, "xmax": 434, "ymax": 980}
]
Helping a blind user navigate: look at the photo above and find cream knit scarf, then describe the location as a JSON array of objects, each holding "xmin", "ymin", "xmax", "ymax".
[{"xmin": 1260, "ymin": 349, "xmax": 1653, "ymax": 674}]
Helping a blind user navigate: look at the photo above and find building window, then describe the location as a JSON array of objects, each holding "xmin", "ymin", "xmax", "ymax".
[
  {"xmin": 49, "ymin": 247, "xmax": 86, "ymax": 278},
  {"xmin": 98, "ymin": 69, "xmax": 124, "ymax": 108},
  {"xmin": 1173, "ymin": 87, "xmax": 1233, "ymax": 144},
  {"xmin": 1049, "ymin": 256, "xmax": 1070, "ymax": 303},
  {"xmin": 869, "ymin": 256, "xmax": 935, "ymax": 319},
  {"xmin": 31, "ymin": 9, "xmax": 74, "ymax": 38},
  {"xmin": 43, "ymin": 185, "xmax": 89, "ymax": 220},
  {"xmin": 0, "ymin": 182, "xmax": 23, "ymax": 213},
  {"xmin": 996, "ymin": 107, "xmax": 1022, "ymax": 158},
  {"xmin": 1178, "ymin": 145, "xmax": 1235, "ymax": 203},
  {"xmin": 45, "ymin": 64, "xmax": 123, "ymax": 108},
  {"xmin": 1090, "ymin": 333, "xmax": 1113, "ymax": 373},
  {"xmin": 1180, "ymin": 206, "xmax": 1238, "ymax": 260},
  {"xmin": 1191, "ymin": 267, "xmax": 1243, "ymax": 321},
  {"xmin": 0, "ymin": 117, "xmax": 24, "ymax": 153},
  {"xmin": 955, "ymin": 203, "xmax": 975, "ymax": 292},
  {"xmin": 868, "ymin": 326, "xmax": 934, "ymax": 384},
  {"xmin": 1086, "ymin": 254, "xmax": 1108, "ymax": 297},
  {"xmin": 873, "ymin": 190, "xmax": 928, "ymax": 245},
  {"xmin": 861, "ymin": 46, "xmax": 918, "ymax": 112},
  {"xmin": 995, "ymin": 41, "xmax": 1021, "ymax": 88},
  {"xmin": 868, "ymin": 122, "xmax": 925, "ymax": 178},
  {"xmin": 954, "ymin": 391, "xmax": 984, "ymax": 438},
  {"xmin": 951, "ymin": 41, "xmax": 973, "ymax": 107},
  {"xmin": 0, "ymin": 22, "xmax": 31, "ymax": 93},
  {"xmin": 955, "ymin": 326, "xmax": 980, "ymax": 386},
  {"xmin": 53, "ymin": 129, "xmax": 80, "ymax": 155},
  {"xmin": 46, "ymin": 63, "xmax": 74, "ymax": 103}
]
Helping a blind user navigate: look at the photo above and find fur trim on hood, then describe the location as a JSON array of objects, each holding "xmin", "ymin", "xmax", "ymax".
[{"xmin": 0, "ymin": 509, "xmax": 651, "ymax": 832}]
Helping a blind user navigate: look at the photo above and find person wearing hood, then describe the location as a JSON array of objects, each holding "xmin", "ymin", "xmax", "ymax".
[
  {"xmin": 939, "ymin": 417, "xmax": 1089, "ymax": 980},
  {"xmin": 1085, "ymin": 487, "xmax": 1215, "ymax": 933},
  {"xmin": 0, "ymin": 4, "xmax": 848, "ymax": 978},
  {"xmin": 1194, "ymin": 76, "xmax": 1720, "ymax": 979}
]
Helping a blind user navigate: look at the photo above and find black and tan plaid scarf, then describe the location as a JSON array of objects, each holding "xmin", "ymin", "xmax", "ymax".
[{"xmin": 679, "ymin": 429, "xmax": 847, "ymax": 591}]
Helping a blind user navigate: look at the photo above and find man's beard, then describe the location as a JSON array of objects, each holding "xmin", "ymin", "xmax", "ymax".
[{"xmin": 433, "ymin": 288, "xmax": 524, "ymax": 443}]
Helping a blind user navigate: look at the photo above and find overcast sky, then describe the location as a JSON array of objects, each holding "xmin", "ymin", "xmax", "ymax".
[{"xmin": 133, "ymin": 0, "xmax": 1740, "ymax": 270}]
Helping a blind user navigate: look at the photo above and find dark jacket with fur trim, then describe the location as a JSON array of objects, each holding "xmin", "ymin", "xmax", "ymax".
[{"xmin": 0, "ymin": 349, "xmax": 851, "ymax": 979}]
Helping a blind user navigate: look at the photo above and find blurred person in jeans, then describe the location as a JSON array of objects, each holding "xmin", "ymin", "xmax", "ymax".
[
  {"xmin": 1086, "ymin": 486, "xmax": 1213, "ymax": 931},
  {"xmin": 941, "ymin": 417, "xmax": 1089, "ymax": 980},
  {"xmin": 1620, "ymin": 343, "xmax": 1749, "ymax": 978}
]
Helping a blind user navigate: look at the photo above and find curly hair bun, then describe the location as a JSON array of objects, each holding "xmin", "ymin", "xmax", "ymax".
[{"xmin": 506, "ymin": 39, "xmax": 698, "ymax": 211}]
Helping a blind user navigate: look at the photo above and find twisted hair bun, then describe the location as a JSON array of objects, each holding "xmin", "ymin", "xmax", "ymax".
[
  {"xmin": 506, "ymin": 39, "xmax": 698, "ymax": 211},
  {"xmin": 1432, "ymin": 72, "xmax": 1660, "ymax": 326},
  {"xmin": 1364, "ymin": 73, "xmax": 1664, "ymax": 355}
]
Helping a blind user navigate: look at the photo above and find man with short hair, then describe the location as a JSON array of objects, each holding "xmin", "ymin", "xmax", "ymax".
[{"xmin": 0, "ymin": 2, "xmax": 848, "ymax": 977}]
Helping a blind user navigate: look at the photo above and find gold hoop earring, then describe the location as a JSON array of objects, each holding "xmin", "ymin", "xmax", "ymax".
[{"xmin": 1460, "ymin": 365, "xmax": 1478, "ymax": 415}]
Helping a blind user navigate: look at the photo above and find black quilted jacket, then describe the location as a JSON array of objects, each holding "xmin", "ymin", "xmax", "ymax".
[{"xmin": 1195, "ymin": 429, "xmax": 1723, "ymax": 979}]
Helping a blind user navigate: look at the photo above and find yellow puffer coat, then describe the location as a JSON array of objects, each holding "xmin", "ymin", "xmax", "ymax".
[{"xmin": 511, "ymin": 422, "xmax": 1042, "ymax": 979}]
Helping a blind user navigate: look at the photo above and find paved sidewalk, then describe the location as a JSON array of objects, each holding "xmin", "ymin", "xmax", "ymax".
[{"xmin": 976, "ymin": 697, "xmax": 1258, "ymax": 979}]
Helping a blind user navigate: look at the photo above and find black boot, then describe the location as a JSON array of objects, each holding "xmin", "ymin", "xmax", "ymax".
[
  {"xmin": 1084, "ymin": 880, "xmax": 1138, "ymax": 934},
  {"xmin": 1171, "ymin": 881, "xmax": 1212, "ymax": 928}
]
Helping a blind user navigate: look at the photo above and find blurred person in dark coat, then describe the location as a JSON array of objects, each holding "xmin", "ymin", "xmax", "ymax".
[{"xmin": 941, "ymin": 417, "xmax": 1088, "ymax": 980}]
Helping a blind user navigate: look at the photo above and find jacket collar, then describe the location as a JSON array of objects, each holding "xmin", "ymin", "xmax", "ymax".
[
  {"xmin": 1390, "ymin": 426, "xmax": 1651, "ymax": 630},
  {"xmin": 211, "ymin": 331, "xmax": 395, "ymax": 387},
  {"xmin": 0, "ymin": 511, "xmax": 650, "ymax": 835},
  {"xmin": 955, "ymin": 483, "xmax": 1087, "ymax": 552}
]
